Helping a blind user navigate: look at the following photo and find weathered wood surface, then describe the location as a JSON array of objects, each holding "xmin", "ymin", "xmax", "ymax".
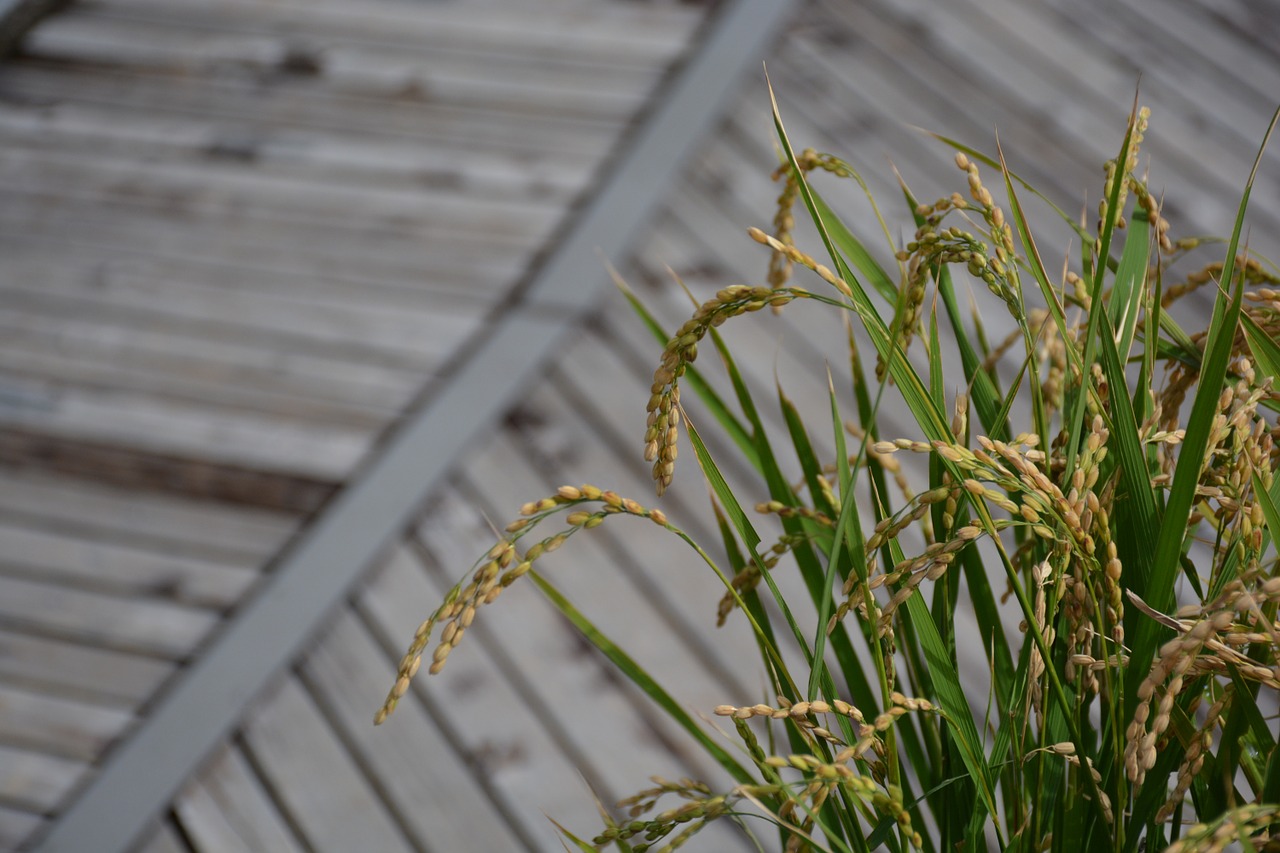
[
  {"xmin": 0, "ymin": 0, "xmax": 691, "ymax": 497},
  {"xmin": 0, "ymin": 0, "xmax": 707, "ymax": 848},
  {"xmin": 15, "ymin": 0, "xmax": 1280, "ymax": 850},
  {"xmin": 0, "ymin": 467, "xmax": 302, "ymax": 852}
]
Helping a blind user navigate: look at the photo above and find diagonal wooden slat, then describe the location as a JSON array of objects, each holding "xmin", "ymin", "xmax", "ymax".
[{"xmin": 28, "ymin": 0, "xmax": 800, "ymax": 850}]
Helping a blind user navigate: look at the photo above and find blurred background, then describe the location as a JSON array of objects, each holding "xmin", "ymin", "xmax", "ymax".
[{"xmin": 0, "ymin": 0, "xmax": 1276, "ymax": 850}]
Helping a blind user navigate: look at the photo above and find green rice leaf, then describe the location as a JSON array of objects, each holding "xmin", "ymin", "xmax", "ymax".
[
  {"xmin": 684, "ymin": 412, "xmax": 811, "ymax": 687},
  {"xmin": 1241, "ymin": 310, "xmax": 1280, "ymax": 385},
  {"xmin": 903, "ymin": 593, "xmax": 1003, "ymax": 848},
  {"xmin": 779, "ymin": 384, "xmax": 837, "ymax": 520},
  {"xmin": 1109, "ymin": 206, "xmax": 1152, "ymax": 364},
  {"xmin": 1227, "ymin": 666, "xmax": 1274, "ymax": 756},
  {"xmin": 807, "ymin": 374, "xmax": 849, "ymax": 699},
  {"xmin": 1254, "ymin": 471, "xmax": 1280, "ymax": 558},
  {"xmin": 1263, "ymin": 745, "xmax": 1280, "ymax": 806},
  {"xmin": 1094, "ymin": 307, "xmax": 1159, "ymax": 595}
]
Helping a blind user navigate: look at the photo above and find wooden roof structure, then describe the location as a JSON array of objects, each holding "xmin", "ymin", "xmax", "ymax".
[{"xmin": 0, "ymin": 0, "xmax": 1277, "ymax": 850}]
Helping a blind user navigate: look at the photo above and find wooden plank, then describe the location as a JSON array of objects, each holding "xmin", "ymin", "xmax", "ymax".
[
  {"xmin": 82, "ymin": 0, "xmax": 698, "ymax": 65},
  {"xmin": 767, "ymin": 31, "xmax": 1090, "ymax": 251},
  {"xmin": 0, "ymin": 377, "xmax": 373, "ymax": 482},
  {"xmin": 0, "ymin": 219, "xmax": 529, "ymax": 303},
  {"xmin": 0, "ymin": 627, "xmax": 174, "ymax": 705},
  {"xmin": 25, "ymin": 13, "xmax": 656, "ymax": 120},
  {"xmin": 0, "ymin": 325, "xmax": 399, "ymax": 430},
  {"xmin": 173, "ymin": 745, "xmax": 303, "ymax": 853},
  {"xmin": 1188, "ymin": 0, "xmax": 1280, "ymax": 61},
  {"xmin": 0, "ymin": 146, "xmax": 565, "ymax": 247},
  {"xmin": 951, "ymin": 0, "xmax": 1280, "ymax": 192},
  {"xmin": 0, "ymin": 744, "xmax": 84, "ymax": 812},
  {"xmin": 0, "ymin": 574, "xmax": 217, "ymax": 657},
  {"xmin": 357, "ymin": 546, "xmax": 600, "ymax": 850},
  {"xmin": 0, "ymin": 682, "xmax": 135, "ymax": 762},
  {"xmin": 0, "ymin": 101, "xmax": 590, "ymax": 202},
  {"xmin": 0, "ymin": 468, "xmax": 297, "ymax": 558},
  {"xmin": 240, "ymin": 677, "xmax": 414, "ymax": 853},
  {"xmin": 0, "ymin": 64, "xmax": 621, "ymax": 159},
  {"xmin": 0, "ymin": 233, "xmax": 504, "ymax": 320},
  {"xmin": 1035, "ymin": 0, "xmax": 1275, "ymax": 147},
  {"xmin": 0, "ymin": 201, "xmax": 536, "ymax": 300},
  {"xmin": 0, "ymin": 185, "xmax": 549, "ymax": 265},
  {"xmin": 300, "ymin": 605, "xmax": 529, "ymax": 852},
  {"xmin": 0, "ymin": 260, "xmax": 439, "ymax": 409},
  {"xmin": 0, "ymin": 430, "xmax": 337, "ymax": 515},
  {"xmin": 0, "ymin": 521, "xmax": 258, "ymax": 608},
  {"xmin": 0, "ymin": 803, "xmax": 44, "ymax": 852},
  {"xmin": 0, "ymin": 264, "xmax": 488, "ymax": 367}
]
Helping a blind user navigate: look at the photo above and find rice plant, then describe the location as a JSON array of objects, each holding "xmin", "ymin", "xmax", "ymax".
[{"xmin": 378, "ymin": 90, "xmax": 1280, "ymax": 853}]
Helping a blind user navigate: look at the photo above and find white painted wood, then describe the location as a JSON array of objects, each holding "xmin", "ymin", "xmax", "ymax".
[
  {"xmin": 0, "ymin": 627, "xmax": 173, "ymax": 705},
  {"xmin": 240, "ymin": 677, "xmax": 414, "ymax": 853},
  {"xmin": 174, "ymin": 745, "xmax": 303, "ymax": 853},
  {"xmin": 301, "ymin": 605, "xmax": 529, "ymax": 852}
]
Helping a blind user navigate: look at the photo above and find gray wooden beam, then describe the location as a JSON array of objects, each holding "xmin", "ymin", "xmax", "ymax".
[
  {"xmin": 30, "ymin": 0, "xmax": 800, "ymax": 850},
  {"xmin": 520, "ymin": 0, "xmax": 798, "ymax": 311}
]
